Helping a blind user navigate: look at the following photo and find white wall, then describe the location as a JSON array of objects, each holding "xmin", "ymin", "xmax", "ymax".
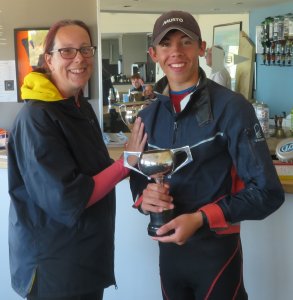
[
  {"xmin": 104, "ymin": 180, "xmax": 162, "ymax": 300},
  {"xmin": 0, "ymin": 0, "xmax": 101, "ymax": 125},
  {"xmin": 0, "ymin": 168, "xmax": 22, "ymax": 300},
  {"xmin": 241, "ymin": 200, "xmax": 293, "ymax": 300}
]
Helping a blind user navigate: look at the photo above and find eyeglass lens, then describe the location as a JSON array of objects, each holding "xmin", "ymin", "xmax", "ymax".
[{"xmin": 59, "ymin": 47, "xmax": 95, "ymax": 58}]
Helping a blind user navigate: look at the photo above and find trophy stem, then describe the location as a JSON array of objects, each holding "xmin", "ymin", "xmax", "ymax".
[{"xmin": 154, "ymin": 176, "xmax": 164, "ymax": 185}]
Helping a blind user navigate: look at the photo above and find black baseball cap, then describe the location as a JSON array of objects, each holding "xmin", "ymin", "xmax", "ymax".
[{"xmin": 152, "ymin": 10, "xmax": 202, "ymax": 46}]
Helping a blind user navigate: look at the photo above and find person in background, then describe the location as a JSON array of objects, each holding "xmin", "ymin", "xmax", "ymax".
[
  {"xmin": 205, "ymin": 45, "xmax": 232, "ymax": 89},
  {"xmin": 8, "ymin": 19, "xmax": 147, "ymax": 300},
  {"xmin": 129, "ymin": 73, "xmax": 144, "ymax": 93},
  {"xmin": 129, "ymin": 10, "xmax": 284, "ymax": 300},
  {"xmin": 129, "ymin": 73, "xmax": 144, "ymax": 101},
  {"xmin": 142, "ymin": 84, "xmax": 157, "ymax": 101}
]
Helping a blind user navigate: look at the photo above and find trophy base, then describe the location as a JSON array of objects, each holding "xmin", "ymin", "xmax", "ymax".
[
  {"xmin": 147, "ymin": 210, "xmax": 175, "ymax": 237},
  {"xmin": 147, "ymin": 224, "xmax": 175, "ymax": 237}
]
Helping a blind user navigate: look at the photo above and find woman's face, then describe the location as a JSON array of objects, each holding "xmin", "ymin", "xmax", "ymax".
[{"xmin": 45, "ymin": 25, "xmax": 94, "ymax": 98}]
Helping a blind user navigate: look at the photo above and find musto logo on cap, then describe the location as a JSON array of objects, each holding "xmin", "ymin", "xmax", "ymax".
[{"xmin": 162, "ymin": 18, "xmax": 184, "ymax": 26}]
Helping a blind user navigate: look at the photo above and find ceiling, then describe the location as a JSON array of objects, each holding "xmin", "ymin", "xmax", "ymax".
[{"xmin": 100, "ymin": 0, "xmax": 291, "ymax": 14}]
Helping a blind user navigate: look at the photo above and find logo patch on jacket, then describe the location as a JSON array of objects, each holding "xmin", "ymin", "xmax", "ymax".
[{"xmin": 253, "ymin": 123, "xmax": 265, "ymax": 142}]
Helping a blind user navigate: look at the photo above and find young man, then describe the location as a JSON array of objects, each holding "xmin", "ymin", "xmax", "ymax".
[
  {"xmin": 129, "ymin": 10, "xmax": 284, "ymax": 300},
  {"xmin": 129, "ymin": 73, "xmax": 144, "ymax": 101}
]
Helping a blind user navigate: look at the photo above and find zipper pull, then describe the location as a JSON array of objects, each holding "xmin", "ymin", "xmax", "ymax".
[{"xmin": 173, "ymin": 121, "xmax": 178, "ymax": 144}]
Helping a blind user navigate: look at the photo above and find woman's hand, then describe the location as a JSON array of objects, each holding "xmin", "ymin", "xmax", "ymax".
[{"xmin": 125, "ymin": 117, "xmax": 147, "ymax": 166}]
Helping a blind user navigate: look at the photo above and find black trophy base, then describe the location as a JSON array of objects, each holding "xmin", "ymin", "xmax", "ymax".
[{"xmin": 147, "ymin": 210, "xmax": 175, "ymax": 237}]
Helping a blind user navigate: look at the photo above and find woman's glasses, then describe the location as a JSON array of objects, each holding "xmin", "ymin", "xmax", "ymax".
[{"xmin": 50, "ymin": 46, "xmax": 96, "ymax": 59}]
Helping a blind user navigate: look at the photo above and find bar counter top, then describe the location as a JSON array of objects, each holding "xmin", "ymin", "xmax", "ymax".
[{"xmin": 1, "ymin": 137, "xmax": 292, "ymax": 193}]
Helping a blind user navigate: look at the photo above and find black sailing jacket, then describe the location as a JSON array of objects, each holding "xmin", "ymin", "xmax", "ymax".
[
  {"xmin": 8, "ymin": 94, "xmax": 115, "ymax": 297},
  {"xmin": 130, "ymin": 69, "xmax": 284, "ymax": 231}
]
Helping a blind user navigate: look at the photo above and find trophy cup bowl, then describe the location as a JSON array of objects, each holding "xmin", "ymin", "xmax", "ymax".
[
  {"xmin": 119, "ymin": 104, "xmax": 144, "ymax": 131},
  {"xmin": 124, "ymin": 146, "xmax": 193, "ymax": 237}
]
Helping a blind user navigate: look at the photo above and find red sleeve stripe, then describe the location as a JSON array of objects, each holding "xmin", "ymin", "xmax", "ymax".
[
  {"xmin": 200, "ymin": 203, "xmax": 228, "ymax": 230},
  {"xmin": 132, "ymin": 194, "xmax": 143, "ymax": 208}
]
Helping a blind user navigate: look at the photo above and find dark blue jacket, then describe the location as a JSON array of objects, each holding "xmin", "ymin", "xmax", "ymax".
[
  {"xmin": 130, "ymin": 70, "xmax": 284, "ymax": 232},
  {"xmin": 8, "ymin": 97, "xmax": 116, "ymax": 297}
]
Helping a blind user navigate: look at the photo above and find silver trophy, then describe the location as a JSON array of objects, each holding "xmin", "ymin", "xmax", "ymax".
[
  {"xmin": 119, "ymin": 104, "xmax": 145, "ymax": 131},
  {"xmin": 124, "ymin": 146, "xmax": 193, "ymax": 236}
]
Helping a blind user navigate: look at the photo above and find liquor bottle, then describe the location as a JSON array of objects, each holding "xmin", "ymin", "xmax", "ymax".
[
  {"xmin": 273, "ymin": 16, "xmax": 280, "ymax": 42},
  {"xmin": 271, "ymin": 42, "xmax": 276, "ymax": 64},
  {"xmin": 266, "ymin": 17, "xmax": 274, "ymax": 65},
  {"xmin": 255, "ymin": 101, "xmax": 270, "ymax": 139},
  {"xmin": 284, "ymin": 13, "xmax": 293, "ymax": 40},
  {"xmin": 285, "ymin": 40, "xmax": 292, "ymax": 66},
  {"xmin": 276, "ymin": 43, "xmax": 281, "ymax": 65},
  {"xmin": 115, "ymin": 89, "xmax": 120, "ymax": 103},
  {"xmin": 276, "ymin": 15, "xmax": 284, "ymax": 42},
  {"xmin": 108, "ymin": 88, "xmax": 116, "ymax": 108},
  {"xmin": 261, "ymin": 21, "xmax": 267, "ymax": 64}
]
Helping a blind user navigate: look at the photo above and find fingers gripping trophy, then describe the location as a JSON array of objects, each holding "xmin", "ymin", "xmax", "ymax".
[{"xmin": 124, "ymin": 146, "xmax": 193, "ymax": 236}]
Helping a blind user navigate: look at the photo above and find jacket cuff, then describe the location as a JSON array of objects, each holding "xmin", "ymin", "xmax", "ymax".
[
  {"xmin": 199, "ymin": 203, "xmax": 228, "ymax": 230},
  {"xmin": 132, "ymin": 194, "xmax": 149, "ymax": 215},
  {"xmin": 199, "ymin": 203, "xmax": 240, "ymax": 234}
]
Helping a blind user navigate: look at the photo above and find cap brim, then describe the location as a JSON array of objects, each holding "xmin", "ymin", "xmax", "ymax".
[{"xmin": 152, "ymin": 26, "xmax": 199, "ymax": 46}]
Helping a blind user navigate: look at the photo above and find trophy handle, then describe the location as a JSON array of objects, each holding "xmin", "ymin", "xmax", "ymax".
[
  {"xmin": 119, "ymin": 104, "xmax": 126, "ymax": 112},
  {"xmin": 123, "ymin": 151, "xmax": 147, "ymax": 177},
  {"xmin": 119, "ymin": 104, "xmax": 128, "ymax": 127},
  {"xmin": 170, "ymin": 146, "xmax": 193, "ymax": 175}
]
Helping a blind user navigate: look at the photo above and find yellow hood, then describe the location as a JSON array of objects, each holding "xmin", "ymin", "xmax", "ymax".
[{"xmin": 21, "ymin": 72, "xmax": 64, "ymax": 102}]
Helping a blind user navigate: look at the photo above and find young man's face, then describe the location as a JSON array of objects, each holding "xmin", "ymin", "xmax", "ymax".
[
  {"xmin": 149, "ymin": 30, "xmax": 206, "ymax": 91},
  {"xmin": 131, "ymin": 78, "xmax": 142, "ymax": 89}
]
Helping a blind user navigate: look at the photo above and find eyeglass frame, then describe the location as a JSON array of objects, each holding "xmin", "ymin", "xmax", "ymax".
[{"xmin": 49, "ymin": 46, "xmax": 97, "ymax": 59}]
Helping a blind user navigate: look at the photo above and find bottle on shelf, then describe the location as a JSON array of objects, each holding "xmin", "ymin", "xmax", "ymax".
[
  {"xmin": 261, "ymin": 21, "xmax": 267, "ymax": 64},
  {"xmin": 255, "ymin": 101, "xmax": 270, "ymax": 139},
  {"xmin": 115, "ymin": 89, "xmax": 120, "ymax": 103},
  {"xmin": 276, "ymin": 43, "xmax": 282, "ymax": 65},
  {"xmin": 108, "ymin": 88, "xmax": 116, "ymax": 109},
  {"xmin": 284, "ymin": 13, "xmax": 293, "ymax": 40},
  {"xmin": 259, "ymin": 13, "xmax": 293, "ymax": 67},
  {"xmin": 271, "ymin": 42, "xmax": 276, "ymax": 64}
]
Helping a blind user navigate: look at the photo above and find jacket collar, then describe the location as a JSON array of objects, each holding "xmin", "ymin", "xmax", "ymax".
[{"xmin": 158, "ymin": 68, "xmax": 213, "ymax": 126}]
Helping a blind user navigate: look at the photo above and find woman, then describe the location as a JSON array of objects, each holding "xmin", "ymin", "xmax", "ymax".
[{"xmin": 8, "ymin": 20, "xmax": 146, "ymax": 300}]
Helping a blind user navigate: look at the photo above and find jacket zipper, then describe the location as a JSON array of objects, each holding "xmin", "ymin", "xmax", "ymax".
[{"xmin": 173, "ymin": 121, "xmax": 178, "ymax": 144}]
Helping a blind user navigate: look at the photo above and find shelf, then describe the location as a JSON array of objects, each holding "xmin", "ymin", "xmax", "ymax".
[{"xmin": 260, "ymin": 63, "xmax": 292, "ymax": 67}]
